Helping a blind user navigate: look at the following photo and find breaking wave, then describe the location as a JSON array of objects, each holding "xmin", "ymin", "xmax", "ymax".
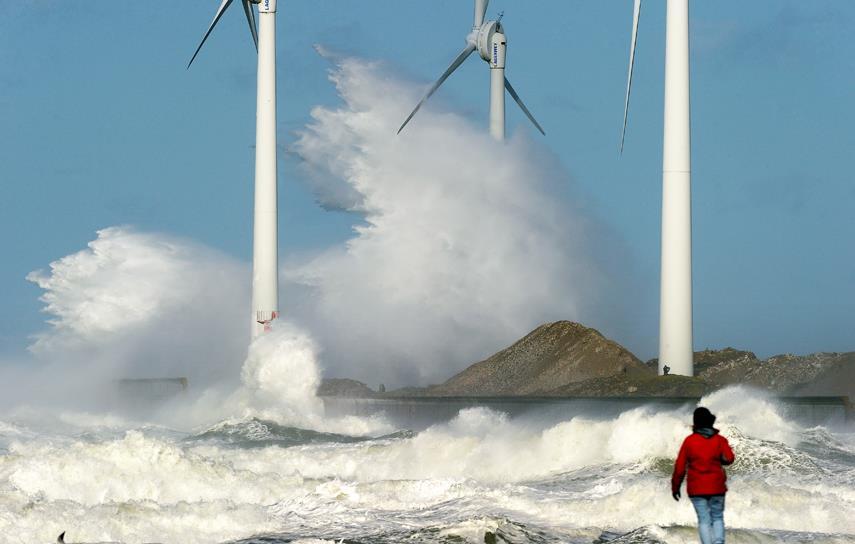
[{"xmin": 1, "ymin": 390, "xmax": 853, "ymax": 543}]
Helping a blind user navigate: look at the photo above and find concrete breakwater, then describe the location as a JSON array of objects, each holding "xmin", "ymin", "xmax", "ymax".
[{"xmin": 322, "ymin": 395, "xmax": 853, "ymax": 430}]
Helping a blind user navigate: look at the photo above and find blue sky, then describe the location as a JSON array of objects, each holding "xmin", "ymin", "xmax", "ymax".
[{"xmin": 1, "ymin": 1, "xmax": 853, "ymax": 362}]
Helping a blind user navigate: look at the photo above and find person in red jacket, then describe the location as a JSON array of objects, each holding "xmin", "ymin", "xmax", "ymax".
[{"xmin": 672, "ymin": 407, "xmax": 735, "ymax": 544}]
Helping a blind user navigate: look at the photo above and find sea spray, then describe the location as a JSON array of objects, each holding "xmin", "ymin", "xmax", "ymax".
[
  {"xmin": 11, "ymin": 226, "xmax": 390, "ymax": 434},
  {"xmin": 8, "ymin": 227, "xmax": 249, "ymax": 415},
  {"xmin": 701, "ymin": 386, "xmax": 800, "ymax": 445},
  {"xmin": 186, "ymin": 321, "xmax": 394, "ymax": 436},
  {"xmin": 287, "ymin": 50, "xmax": 636, "ymax": 387},
  {"xmin": 25, "ymin": 227, "xmax": 247, "ymax": 359},
  {"xmin": 236, "ymin": 321, "xmax": 325, "ymax": 421},
  {"xmin": 11, "ymin": 49, "xmax": 632, "ymax": 413}
]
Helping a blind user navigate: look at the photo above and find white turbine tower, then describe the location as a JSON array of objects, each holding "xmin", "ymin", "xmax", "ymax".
[
  {"xmin": 188, "ymin": 0, "xmax": 279, "ymax": 338},
  {"xmin": 622, "ymin": 0, "xmax": 694, "ymax": 376},
  {"xmin": 398, "ymin": 0, "xmax": 545, "ymax": 141}
]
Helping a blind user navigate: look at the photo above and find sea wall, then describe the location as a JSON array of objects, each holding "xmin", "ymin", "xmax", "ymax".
[{"xmin": 321, "ymin": 395, "xmax": 852, "ymax": 430}]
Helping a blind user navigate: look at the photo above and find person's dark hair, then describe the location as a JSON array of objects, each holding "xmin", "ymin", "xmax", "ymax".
[{"xmin": 693, "ymin": 407, "xmax": 716, "ymax": 429}]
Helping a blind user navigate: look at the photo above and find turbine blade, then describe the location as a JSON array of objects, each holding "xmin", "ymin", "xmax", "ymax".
[
  {"xmin": 242, "ymin": 0, "xmax": 258, "ymax": 51},
  {"xmin": 397, "ymin": 44, "xmax": 476, "ymax": 135},
  {"xmin": 621, "ymin": 0, "xmax": 642, "ymax": 154},
  {"xmin": 474, "ymin": 0, "xmax": 490, "ymax": 28},
  {"xmin": 187, "ymin": 0, "xmax": 235, "ymax": 69},
  {"xmin": 504, "ymin": 77, "xmax": 545, "ymax": 136}
]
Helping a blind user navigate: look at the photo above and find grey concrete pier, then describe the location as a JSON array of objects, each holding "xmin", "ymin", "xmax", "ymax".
[{"xmin": 321, "ymin": 395, "xmax": 852, "ymax": 430}]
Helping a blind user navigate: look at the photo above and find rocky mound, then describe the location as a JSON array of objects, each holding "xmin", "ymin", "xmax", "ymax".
[
  {"xmin": 645, "ymin": 349, "xmax": 854, "ymax": 396},
  {"xmin": 739, "ymin": 352, "xmax": 855, "ymax": 394},
  {"xmin": 319, "ymin": 324, "xmax": 854, "ymax": 399},
  {"xmin": 790, "ymin": 353, "xmax": 855, "ymax": 396},
  {"xmin": 317, "ymin": 378, "xmax": 376, "ymax": 398},
  {"xmin": 645, "ymin": 348, "xmax": 758, "ymax": 378},
  {"xmin": 429, "ymin": 321, "xmax": 651, "ymax": 396},
  {"xmin": 647, "ymin": 348, "xmax": 759, "ymax": 383}
]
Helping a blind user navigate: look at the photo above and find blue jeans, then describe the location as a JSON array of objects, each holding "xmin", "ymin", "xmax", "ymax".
[{"xmin": 690, "ymin": 495, "xmax": 726, "ymax": 544}]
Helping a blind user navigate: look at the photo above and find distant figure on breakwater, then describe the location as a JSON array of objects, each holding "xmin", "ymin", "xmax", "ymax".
[{"xmin": 671, "ymin": 407, "xmax": 735, "ymax": 544}]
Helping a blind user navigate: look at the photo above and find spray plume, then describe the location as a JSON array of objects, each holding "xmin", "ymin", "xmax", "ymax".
[
  {"xmin": 286, "ymin": 51, "xmax": 630, "ymax": 386},
  {"xmin": 5, "ymin": 52, "xmax": 633, "ymax": 421}
]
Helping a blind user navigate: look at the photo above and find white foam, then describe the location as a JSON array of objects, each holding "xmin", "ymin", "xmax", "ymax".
[
  {"xmin": 2, "ymin": 390, "xmax": 854, "ymax": 543},
  {"xmin": 192, "ymin": 397, "xmax": 814, "ymax": 486},
  {"xmin": 702, "ymin": 386, "xmax": 801, "ymax": 445},
  {"xmin": 0, "ymin": 421, "xmax": 27, "ymax": 437},
  {"xmin": 212, "ymin": 322, "xmax": 395, "ymax": 437},
  {"xmin": 227, "ymin": 322, "xmax": 325, "ymax": 424}
]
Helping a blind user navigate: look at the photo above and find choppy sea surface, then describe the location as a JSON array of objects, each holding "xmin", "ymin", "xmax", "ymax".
[{"xmin": 1, "ymin": 388, "xmax": 853, "ymax": 544}]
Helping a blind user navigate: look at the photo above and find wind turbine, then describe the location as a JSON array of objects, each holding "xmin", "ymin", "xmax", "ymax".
[
  {"xmin": 622, "ymin": 0, "xmax": 694, "ymax": 376},
  {"xmin": 398, "ymin": 0, "xmax": 545, "ymax": 141},
  {"xmin": 188, "ymin": 0, "xmax": 279, "ymax": 338}
]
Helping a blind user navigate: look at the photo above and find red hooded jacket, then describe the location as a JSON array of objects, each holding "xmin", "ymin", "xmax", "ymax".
[{"xmin": 671, "ymin": 429, "xmax": 735, "ymax": 497}]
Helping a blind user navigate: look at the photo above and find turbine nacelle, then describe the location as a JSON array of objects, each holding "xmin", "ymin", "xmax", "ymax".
[
  {"xmin": 397, "ymin": 1, "xmax": 543, "ymax": 137},
  {"xmin": 256, "ymin": 0, "xmax": 276, "ymax": 12},
  {"xmin": 474, "ymin": 20, "xmax": 502, "ymax": 62}
]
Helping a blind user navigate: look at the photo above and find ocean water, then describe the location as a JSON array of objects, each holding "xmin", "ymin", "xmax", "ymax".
[{"xmin": 0, "ymin": 388, "xmax": 853, "ymax": 544}]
